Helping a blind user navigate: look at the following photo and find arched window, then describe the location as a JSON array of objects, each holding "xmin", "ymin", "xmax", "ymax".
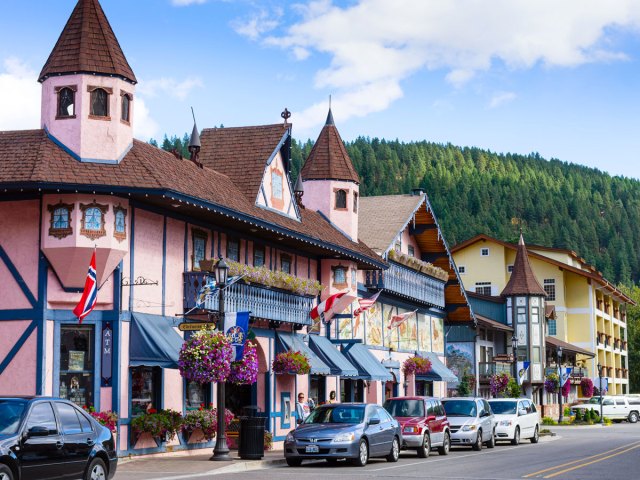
[
  {"xmin": 114, "ymin": 206, "xmax": 127, "ymax": 242},
  {"xmin": 90, "ymin": 88, "xmax": 109, "ymax": 117},
  {"xmin": 80, "ymin": 202, "xmax": 108, "ymax": 240},
  {"xmin": 47, "ymin": 202, "xmax": 74, "ymax": 239},
  {"xmin": 121, "ymin": 93, "xmax": 131, "ymax": 123},
  {"xmin": 57, "ymin": 87, "xmax": 75, "ymax": 118},
  {"xmin": 335, "ymin": 189, "xmax": 347, "ymax": 209}
]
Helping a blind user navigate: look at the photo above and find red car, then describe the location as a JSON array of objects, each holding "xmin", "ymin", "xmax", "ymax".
[{"xmin": 383, "ymin": 396, "xmax": 451, "ymax": 458}]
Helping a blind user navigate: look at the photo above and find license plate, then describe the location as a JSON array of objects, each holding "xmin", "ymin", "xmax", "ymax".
[{"xmin": 305, "ymin": 445, "xmax": 319, "ymax": 453}]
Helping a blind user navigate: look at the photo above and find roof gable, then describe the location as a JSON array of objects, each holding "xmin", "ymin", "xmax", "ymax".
[
  {"xmin": 256, "ymin": 149, "xmax": 300, "ymax": 221},
  {"xmin": 39, "ymin": 0, "xmax": 136, "ymax": 83}
]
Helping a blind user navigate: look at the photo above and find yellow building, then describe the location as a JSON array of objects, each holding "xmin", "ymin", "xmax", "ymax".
[{"xmin": 452, "ymin": 234, "xmax": 634, "ymax": 395}]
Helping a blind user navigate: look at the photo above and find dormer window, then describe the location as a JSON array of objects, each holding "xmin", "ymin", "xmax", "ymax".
[
  {"xmin": 332, "ymin": 265, "xmax": 348, "ymax": 288},
  {"xmin": 335, "ymin": 189, "xmax": 347, "ymax": 209},
  {"xmin": 113, "ymin": 205, "xmax": 127, "ymax": 242},
  {"xmin": 88, "ymin": 86, "xmax": 111, "ymax": 118},
  {"xmin": 80, "ymin": 201, "xmax": 108, "ymax": 240},
  {"xmin": 48, "ymin": 202, "xmax": 74, "ymax": 239},
  {"xmin": 56, "ymin": 86, "xmax": 76, "ymax": 118},
  {"xmin": 121, "ymin": 92, "xmax": 132, "ymax": 123}
]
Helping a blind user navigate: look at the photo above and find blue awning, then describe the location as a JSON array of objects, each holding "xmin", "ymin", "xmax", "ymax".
[
  {"xmin": 341, "ymin": 343, "xmax": 392, "ymax": 382},
  {"xmin": 130, "ymin": 313, "xmax": 184, "ymax": 369},
  {"xmin": 381, "ymin": 359, "xmax": 400, "ymax": 382},
  {"xmin": 415, "ymin": 352, "xmax": 458, "ymax": 383},
  {"xmin": 308, "ymin": 335, "xmax": 358, "ymax": 377},
  {"xmin": 276, "ymin": 332, "xmax": 331, "ymax": 375}
]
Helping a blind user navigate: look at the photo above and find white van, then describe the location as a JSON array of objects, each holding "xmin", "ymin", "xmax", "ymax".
[{"xmin": 571, "ymin": 396, "xmax": 640, "ymax": 423}]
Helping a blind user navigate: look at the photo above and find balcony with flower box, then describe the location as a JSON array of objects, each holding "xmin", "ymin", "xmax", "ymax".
[{"xmin": 478, "ymin": 361, "xmax": 513, "ymax": 383}]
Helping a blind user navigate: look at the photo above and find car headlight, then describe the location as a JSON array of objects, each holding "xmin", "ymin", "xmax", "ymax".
[
  {"xmin": 285, "ymin": 432, "xmax": 295, "ymax": 442},
  {"xmin": 461, "ymin": 425, "xmax": 477, "ymax": 431},
  {"xmin": 333, "ymin": 432, "xmax": 355, "ymax": 443},
  {"xmin": 403, "ymin": 426, "xmax": 420, "ymax": 433},
  {"xmin": 499, "ymin": 420, "xmax": 513, "ymax": 426}
]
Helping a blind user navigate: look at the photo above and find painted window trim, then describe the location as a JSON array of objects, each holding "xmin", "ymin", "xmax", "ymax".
[
  {"xmin": 87, "ymin": 86, "xmax": 112, "ymax": 119},
  {"xmin": 332, "ymin": 264, "xmax": 348, "ymax": 289},
  {"xmin": 480, "ymin": 247, "xmax": 490, "ymax": 256},
  {"xmin": 457, "ymin": 265, "xmax": 466, "ymax": 274},
  {"xmin": 334, "ymin": 188, "xmax": 348, "ymax": 210},
  {"xmin": 507, "ymin": 264, "xmax": 514, "ymax": 273},
  {"xmin": 543, "ymin": 278, "xmax": 556, "ymax": 301},
  {"xmin": 192, "ymin": 228, "xmax": 208, "ymax": 271},
  {"xmin": 55, "ymin": 85, "xmax": 77, "ymax": 120},
  {"xmin": 48, "ymin": 201, "xmax": 74, "ymax": 239},
  {"xmin": 113, "ymin": 204, "xmax": 127, "ymax": 242},
  {"xmin": 120, "ymin": 91, "xmax": 132, "ymax": 125},
  {"xmin": 79, "ymin": 201, "xmax": 108, "ymax": 240}
]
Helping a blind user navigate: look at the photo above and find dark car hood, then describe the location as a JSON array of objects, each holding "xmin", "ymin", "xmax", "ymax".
[{"xmin": 293, "ymin": 423, "xmax": 360, "ymax": 437}]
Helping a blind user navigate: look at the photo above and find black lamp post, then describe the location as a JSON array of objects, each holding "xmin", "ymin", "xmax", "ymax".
[
  {"xmin": 511, "ymin": 335, "xmax": 518, "ymax": 381},
  {"xmin": 557, "ymin": 347, "xmax": 563, "ymax": 423},
  {"xmin": 597, "ymin": 361, "xmax": 604, "ymax": 425},
  {"xmin": 211, "ymin": 258, "xmax": 231, "ymax": 462}
]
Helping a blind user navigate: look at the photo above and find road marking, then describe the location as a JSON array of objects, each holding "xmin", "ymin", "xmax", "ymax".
[
  {"xmin": 542, "ymin": 444, "xmax": 640, "ymax": 479},
  {"xmin": 522, "ymin": 440, "xmax": 640, "ymax": 478}
]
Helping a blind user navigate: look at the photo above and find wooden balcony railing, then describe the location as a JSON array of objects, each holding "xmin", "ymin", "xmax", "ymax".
[
  {"xmin": 364, "ymin": 261, "xmax": 445, "ymax": 307},
  {"xmin": 183, "ymin": 272, "xmax": 315, "ymax": 326},
  {"xmin": 614, "ymin": 338, "xmax": 621, "ymax": 350},
  {"xmin": 478, "ymin": 361, "xmax": 513, "ymax": 382}
]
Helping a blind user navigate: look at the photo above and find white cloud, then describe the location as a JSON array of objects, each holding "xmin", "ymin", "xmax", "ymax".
[
  {"xmin": 232, "ymin": 7, "xmax": 282, "ymax": 41},
  {"xmin": 0, "ymin": 58, "xmax": 40, "ymax": 130},
  {"xmin": 262, "ymin": 0, "xmax": 640, "ymax": 128},
  {"xmin": 137, "ymin": 76, "xmax": 203, "ymax": 100},
  {"xmin": 489, "ymin": 91, "xmax": 517, "ymax": 109},
  {"xmin": 133, "ymin": 97, "xmax": 159, "ymax": 140},
  {"xmin": 171, "ymin": 0, "xmax": 208, "ymax": 6}
]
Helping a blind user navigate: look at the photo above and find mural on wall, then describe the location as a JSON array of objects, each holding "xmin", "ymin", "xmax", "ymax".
[
  {"xmin": 365, "ymin": 302, "xmax": 384, "ymax": 346},
  {"xmin": 399, "ymin": 308, "xmax": 417, "ymax": 351},
  {"xmin": 431, "ymin": 317, "xmax": 445, "ymax": 353},
  {"xmin": 352, "ymin": 300, "xmax": 365, "ymax": 340},
  {"xmin": 418, "ymin": 313, "xmax": 432, "ymax": 352},
  {"xmin": 446, "ymin": 342, "xmax": 475, "ymax": 382},
  {"xmin": 385, "ymin": 306, "xmax": 399, "ymax": 349}
]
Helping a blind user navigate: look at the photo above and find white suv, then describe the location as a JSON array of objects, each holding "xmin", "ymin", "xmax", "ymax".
[
  {"xmin": 571, "ymin": 396, "xmax": 640, "ymax": 423},
  {"xmin": 488, "ymin": 398, "xmax": 540, "ymax": 445}
]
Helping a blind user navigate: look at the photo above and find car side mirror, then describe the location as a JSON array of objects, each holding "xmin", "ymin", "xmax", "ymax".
[
  {"xmin": 27, "ymin": 426, "xmax": 50, "ymax": 437},
  {"xmin": 519, "ymin": 409, "xmax": 528, "ymax": 416},
  {"xmin": 368, "ymin": 418, "xmax": 380, "ymax": 425}
]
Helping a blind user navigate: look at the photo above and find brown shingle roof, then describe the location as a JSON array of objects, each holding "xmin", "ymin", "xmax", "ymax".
[
  {"xmin": 199, "ymin": 124, "xmax": 289, "ymax": 200},
  {"xmin": 0, "ymin": 129, "xmax": 382, "ymax": 268},
  {"xmin": 358, "ymin": 194, "xmax": 424, "ymax": 253},
  {"xmin": 501, "ymin": 234, "xmax": 546, "ymax": 297},
  {"xmin": 301, "ymin": 110, "xmax": 359, "ymax": 184},
  {"xmin": 39, "ymin": 0, "xmax": 137, "ymax": 83}
]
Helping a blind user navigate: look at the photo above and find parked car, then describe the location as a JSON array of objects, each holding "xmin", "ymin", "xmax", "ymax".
[
  {"xmin": 284, "ymin": 403, "xmax": 402, "ymax": 467},
  {"xmin": 383, "ymin": 396, "xmax": 450, "ymax": 457},
  {"xmin": 570, "ymin": 395, "xmax": 640, "ymax": 423},
  {"xmin": 441, "ymin": 398, "xmax": 495, "ymax": 450},
  {"xmin": 0, "ymin": 396, "xmax": 117, "ymax": 480},
  {"xmin": 487, "ymin": 398, "xmax": 540, "ymax": 445}
]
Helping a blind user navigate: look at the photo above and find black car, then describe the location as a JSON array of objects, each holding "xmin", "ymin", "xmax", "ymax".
[{"xmin": 0, "ymin": 397, "xmax": 117, "ymax": 480}]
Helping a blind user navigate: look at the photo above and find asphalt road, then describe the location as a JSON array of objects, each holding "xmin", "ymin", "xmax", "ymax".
[{"xmin": 115, "ymin": 423, "xmax": 640, "ymax": 480}]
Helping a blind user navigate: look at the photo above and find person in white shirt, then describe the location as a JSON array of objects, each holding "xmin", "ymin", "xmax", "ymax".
[{"xmin": 296, "ymin": 393, "xmax": 310, "ymax": 424}]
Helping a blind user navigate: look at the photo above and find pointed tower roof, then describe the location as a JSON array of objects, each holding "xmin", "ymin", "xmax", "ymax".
[
  {"xmin": 501, "ymin": 234, "xmax": 547, "ymax": 297},
  {"xmin": 189, "ymin": 123, "xmax": 201, "ymax": 149},
  {"xmin": 39, "ymin": 0, "xmax": 137, "ymax": 83},
  {"xmin": 300, "ymin": 108, "xmax": 359, "ymax": 184}
]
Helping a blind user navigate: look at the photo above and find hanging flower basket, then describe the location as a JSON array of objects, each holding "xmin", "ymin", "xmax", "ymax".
[
  {"xmin": 489, "ymin": 372, "xmax": 511, "ymax": 397},
  {"xmin": 272, "ymin": 350, "xmax": 311, "ymax": 375},
  {"xmin": 182, "ymin": 405, "xmax": 234, "ymax": 442},
  {"xmin": 402, "ymin": 356, "xmax": 432, "ymax": 376},
  {"xmin": 544, "ymin": 373, "xmax": 559, "ymax": 394},
  {"xmin": 580, "ymin": 378, "xmax": 594, "ymax": 397},
  {"xmin": 228, "ymin": 342, "xmax": 259, "ymax": 385},
  {"xmin": 178, "ymin": 330, "xmax": 233, "ymax": 384}
]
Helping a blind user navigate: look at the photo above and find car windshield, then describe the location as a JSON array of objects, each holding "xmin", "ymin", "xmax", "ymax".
[
  {"xmin": 384, "ymin": 399, "xmax": 425, "ymax": 417},
  {"xmin": 442, "ymin": 400, "xmax": 477, "ymax": 417},
  {"xmin": 488, "ymin": 401, "xmax": 517, "ymax": 415},
  {"xmin": 304, "ymin": 405, "xmax": 365, "ymax": 424},
  {"xmin": 0, "ymin": 399, "xmax": 27, "ymax": 435}
]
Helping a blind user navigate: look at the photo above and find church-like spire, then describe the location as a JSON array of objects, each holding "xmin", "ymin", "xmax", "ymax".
[
  {"xmin": 501, "ymin": 234, "xmax": 546, "ymax": 297},
  {"xmin": 39, "ymin": 0, "xmax": 137, "ymax": 84}
]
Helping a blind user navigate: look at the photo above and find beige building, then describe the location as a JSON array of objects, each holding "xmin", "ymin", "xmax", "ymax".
[{"xmin": 452, "ymin": 234, "xmax": 634, "ymax": 395}]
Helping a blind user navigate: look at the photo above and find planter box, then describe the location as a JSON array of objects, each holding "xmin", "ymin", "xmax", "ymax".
[
  {"xmin": 132, "ymin": 431, "xmax": 160, "ymax": 449},
  {"xmin": 184, "ymin": 428, "xmax": 211, "ymax": 444}
]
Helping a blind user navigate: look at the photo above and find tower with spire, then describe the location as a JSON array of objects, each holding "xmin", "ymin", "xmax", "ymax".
[
  {"xmin": 502, "ymin": 234, "xmax": 547, "ymax": 396},
  {"xmin": 39, "ymin": 0, "xmax": 137, "ymax": 163},
  {"xmin": 300, "ymin": 108, "xmax": 360, "ymax": 242}
]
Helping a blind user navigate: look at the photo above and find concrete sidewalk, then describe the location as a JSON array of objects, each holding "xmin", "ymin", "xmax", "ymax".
[{"xmin": 116, "ymin": 450, "xmax": 286, "ymax": 479}]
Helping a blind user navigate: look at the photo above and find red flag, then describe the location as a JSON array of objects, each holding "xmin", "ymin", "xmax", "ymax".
[
  {"xmin": 387, "ymin": 309, "xmax": 417, "ymax": 330},
  {"xmin": 73, "ymin": 250, "xmax": 98, "ymax": 324},
  {"xmin": 310, "ymin": 291, "xmax": 356, "ymax": 325}
]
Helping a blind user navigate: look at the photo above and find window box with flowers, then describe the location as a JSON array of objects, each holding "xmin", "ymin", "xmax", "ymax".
[
  {"xmin": 388, "ymin": 249, "xmax": 449, "ymax": 282},
  {"xmin": 130, "ymin": 408, "xmax": 183, "ymax": 447},
  {"xmin": 272, "ymin": 351, "xmax": 311, "ymax": 375},
  {"xmin": 182, "ymin": 404, "xmax": 235, "ymax": 444}
]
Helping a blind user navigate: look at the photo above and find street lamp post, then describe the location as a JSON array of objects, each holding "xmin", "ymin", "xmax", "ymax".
[
  {"xmin": 211, "ymin": 258, "xmax": 231, "ymax": 462},
  {"xmin": 557, "ymin": 347, "xmax": 563, "ymax": 423},
  {"xmin": 597, "ymin": 362, "xmax": 604, "ymax": 425},
  {"xmin": 511, "ymin": 335, "xmax": 518, "ymax": 381}
]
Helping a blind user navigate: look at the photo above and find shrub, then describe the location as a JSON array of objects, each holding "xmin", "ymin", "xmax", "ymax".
[
  {"xmin": 506, "ymin": 377, "xmax": 521, "ymax": 398},
  {"xmin": 574, "ymin": 409, "xmax": 583, "ymax": 422},
  {"xmin": 272, "ymin": 350, "xmax": 311, "ymax": 375},
  {"xmin": 542, "ymin": 417, "xmax": 557, "ymax": 425},
  {"xmin": 457, "ymin": 373, "xmax": 473, "ymax": 396}
]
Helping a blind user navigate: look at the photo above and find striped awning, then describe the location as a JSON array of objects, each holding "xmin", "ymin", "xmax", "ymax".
[
  {"xmin": 341, "ymin": 343, "xmax": 392, "ymax": 382},
  {"xmin": 308, "ymin": 335, "xmax": 358, "ymax": 377},
  {"xmin": 276, "ymin": 332, "xmax": 331, "ymax": 375}
]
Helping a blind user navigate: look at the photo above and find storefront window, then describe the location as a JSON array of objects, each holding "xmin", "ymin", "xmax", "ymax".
[
  {"xmin": 415, "ymin": 380, "xmax": 433, "ymax": 396},
  {"xmin": 309, "ymin": 375, "xmax": 326, "ymax": 406},
  {"xmin": 186, "ymin": 381, "xmax": 210, "ymax": 411},
  {"xmin": 340, "ymin": 379, "xmax": 364, "ymax": 403},
  {"xmin": 59, "ymin": 325, "xmax": 94, "ymax": 407},
  {"xmin": 131, "ymin": 367, "xmax": 161, "ymax": 417}
]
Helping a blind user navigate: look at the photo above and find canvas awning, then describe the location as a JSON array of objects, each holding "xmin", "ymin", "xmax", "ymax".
[
  {"xmin": 308, "ymin": 335, "xmax": 358, "ymax": 377},
  {"xmin": 276, "ymin": 332, "xmax": 331, "ymax": 375},
  {"xmin": 415, "ymin": 352, "xmax": 458, "ymax": 383},
  {"xmin": 129, "ymin": 313, "xmax": 184, "ymax": 368},
  {"xmin": 546, "ymin": 336, "xmax": 595, "ymax": 358},
  {"xmin": 341, "ymin": 343, "xmax": 392, "ymax": 382}
]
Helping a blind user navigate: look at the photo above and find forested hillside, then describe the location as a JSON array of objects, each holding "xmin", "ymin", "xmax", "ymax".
[{"xmin": 154, "ymin": 134, "xmax": 640, "ymax": 285}]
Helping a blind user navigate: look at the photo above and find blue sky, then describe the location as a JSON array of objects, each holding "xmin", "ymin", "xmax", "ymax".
[{"xmin": 1, "ymin": 0, "xmax": 640, "ymax": 179}]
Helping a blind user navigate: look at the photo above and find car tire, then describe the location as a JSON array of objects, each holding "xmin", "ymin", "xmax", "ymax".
[
  {"xmin": 485, "ymin": 429, "xmax": 495, "ymax": 449},
  {"xmin": 85, "ymin": 457, "xmax": 107, "ymax": 480},
  {"xmin": 386, "ymin": 437, "xmax": 400, "ymax": 462},
  {"xmin": 472, "ymin": 430, "xmax": 482, "ymax": 451},
  {"xmin": 417, "ymin": 433, "xmax": 430, "ymax": 458},
  {"xmin": 286, "ymin": 458, "xmax": 302, "ymax": 467},
  {"xmin": 0, "ymin": 464, "xmax": 14, "ymax": 480},
  {"xmin": 437, "ymin": 432, "xmax": 451, "ymax": 456},
  {"xmin": 351, "ymin": 439, "xmax": 369, "ymax": 467},
  {"xmin": 511, "ymin": 427, "xmax": 520, "ymax": 446},
  {"xmin": 530, "ymin": 426, "xmax": 539, "ymax": 444},
  {"xmin": 629, "ymin": 412, "xmax": 639, "ymax": 424}
]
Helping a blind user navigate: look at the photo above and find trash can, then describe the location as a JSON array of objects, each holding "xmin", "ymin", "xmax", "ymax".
[{"xmin": 238, "ymin": 416, "xmax": 266, "ymax": 460}]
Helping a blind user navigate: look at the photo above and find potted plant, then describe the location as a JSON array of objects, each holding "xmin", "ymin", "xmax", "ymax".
[
  {"xmin": 178, "ymin": 329, "xmax": 233, "ymax": 384},
  {"xmin": 182, "ymin": 404, "xmax": 234, "ymax": 443},
  {"xmin": 130, "ymin": 408, "xmax": 183, "ymax": 446},
  {"xmin": 272, "ymin": 350, "xmax": 311, "ymax": 375},
  {"xmin": 402, "ymin": 355, "xmax": 432, "ymax": 376},
  {"xmin": 228, "ymin": 342, "xmax": 259, "ymax": 385}
]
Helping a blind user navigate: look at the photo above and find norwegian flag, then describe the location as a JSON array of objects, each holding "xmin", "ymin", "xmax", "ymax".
[
  {"xmin": 353, "ymin": 291, "xmax": 381, "ymax": 319},
  {"xmin": 73, "ymin": 249, "xmax": 98, "ymax": 324},
  {"xmin": 387, "ymin": 309, "xmax": 418, "ymax": 330},
  {"xmin": 310, "ymin": 291, "xmax": 356, "ymax": 325}
]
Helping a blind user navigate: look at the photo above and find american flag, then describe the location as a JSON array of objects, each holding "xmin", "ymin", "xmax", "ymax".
[
  {"xmin": 354, "ymin": 291, "xmax": 381, "ymax": 319},
  {"xmin": 387, "ymin": 309, "xmax": 418, "ymax": 330},
  {"xmin": 73, "ymin": 249, "xmax": 98, "ymax": 324}
]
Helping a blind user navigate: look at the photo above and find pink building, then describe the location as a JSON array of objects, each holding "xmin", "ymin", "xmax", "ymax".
[{"xmin": 0, "ymin": 0, "xmax": 473, "ymax": 457}]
